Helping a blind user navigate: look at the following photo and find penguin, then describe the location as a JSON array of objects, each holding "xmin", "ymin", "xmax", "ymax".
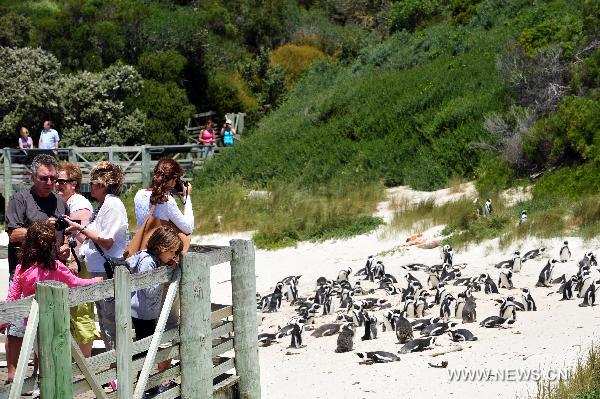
[
  {"xmin": 316, "ymin": 276, "xmax": 330, "ymax": 287},
  {"xmin": 522, "ymin": 247, "xmax": 546, "ymax": 262},
  {"xmin": 462, "ymin": 296, "xmax": 477, "ymax": 323},
  {"xmin": 322, "ymin": 288, "xmax": 334, "ymax": 315},
  {"xmin": 399, "ymin": 337, "xmax": 436, "ymax": 354},
  {"xmin": 536, "ymin": 259, "xmax": 557, "ymax": 288},
  {"xmin": 454, "ymin": 293, "xmax": 466, "ymax": 320},
  {"xmin": 266, "ymin": 282, "xmax": 284, "ymax": 312},
  {"xmin": 453, "ymin": 276, "xmax": 478, "ymax": 287},
  {"xmin": 442, "ymin": 245, "xmax": 454, "ymax": 265},
  {"xmin": 395, "ymin": 311, "xmax": 413, "ymax": 344},
  {"xmin": 403, "ymin": 296, "xmax": 416, "ymax": 318},
  {"xmin": 521, "ymin": 288, "xmax": 537, "ymax": 311},
  {"xmin": 411, "ymin": 316, "xmax": 441, "ymax": 331},
  {"xmin": 335, "ymin": 323, "xmax": 356, "ymax": 353},
  {"xmin": 258, "ymin": 333, "xmax": 279, "ymax": 347},
  {"xmin": 480, "ymin": 273, "xmax": 499, "ymax": 294},
  {"xmin": 559, "ymin": 275, "xmax": 577, "ymax": 300},
  {"xmin": 382, "ymin": 309, "xmax": 400, "ymax": 331},
  {"xmin": 356, "ymin": 351, "xmax": 400, "ymax": 363},
  {"xmin": 373, "ymin": 261, "xmax": 386, "ymax": 280},
  {"xmin": 383, "ymin": 282, "xmax": 402, "ymax": 296},
  {"xmin": 421, "ymin": 322, "xmax": 457, "ymax": 337},
  {"xmin": 497, "ymin": 297, "xmax": 516, "ymax": 320},
  {"xmin": 311, "ymin": 323, "xmax": 342, "ymax": 338},
  {"xmin": 337, "ymin": 267, "xmax": 352, "ymax": 282},
  {"xmin": 405, "ymin": 272, "xmax": 423, "ymax": 288},
  {"xmin": 361, "ymin": 311, "xmax": 378, "ymax": 341},
  {"xmin": 578, "ymin": 272, "xmax": 593, "ymax": 299},
  {"xmin": 434, "ymin": 283, "xmax": 449, "ymax": 305},
  {"xmin": 364, "ymin": 255, "xmax": 375, "ymax": 281},
  {"xmin": 512, "ymin": 251, "xmax": 522, "ymax": 273},
  {"xmin": 351, "ymin": 309, "xmax": 365, "ymax": 327},
  {"xmin": 484, "ymin": 199, "xmax": 492, "ymax": 215},
  {"xmin": 415, "ymin": 291, "xmax": 433, "ymax": 318},
  {"xmin": 498, "ymin": 269, "xmax": 514, "ymax": 289},
  {"xmin": 339, "ymin": 289, "xmax": 353, "ymax": 309},
  {"xmin": 480, "ymin": 315, "xmax": 516, "ymax": 328},
  {"xmin": 439, "ymin": 294, "xmax": 455, "ymax": 321},
  {"xmin": 402, "ymin": 280, "xmax": 419, "ymax": 302},
  {"xmin": 579, "ymin": 252, "xmax": 598, "ymax": 269},
  {"xmin": 579, "ymin": 281, "xmax": 598, "ymax": 307},
  {"xmin": 560, "ymin": 241, "xmax": 571, "ymax": 262},
  {"xmin": 448, "ymin": 329, "xmax": 478, "ymax": 342},
  {"xmin": 288, "ymin": 319, "xmax": 305, "ymax": 348},
  {"xmin": 440, "ymin": 263, "xmax": 460, "ymax": 282},
  {"xmin": 427, "ymin": 270, "xmax": 441, "ymax": 290},
  {"xmin": 519, "ymin": 210, "xmax": 528, "ymax": 224}
]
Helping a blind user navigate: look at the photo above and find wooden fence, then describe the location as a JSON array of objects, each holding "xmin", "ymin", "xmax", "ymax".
[{"xmin": 0, "ymin": 241, "xmax": 261, "ymax": 399}]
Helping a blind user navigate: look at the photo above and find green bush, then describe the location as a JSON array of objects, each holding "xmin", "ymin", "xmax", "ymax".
[
  {"xmin": 451, "ymin": 0, "xmax": 482, "ymax": 25},
  {"xmin": 0, "ymin": 12, "xmax": 32, "ymax": 47},
  {"xmin": 475, "ymin": 156, "xmax": 513, "ymax": 198},
  {"xmin": 571, "ymin": 48, "xmax": 600, "ymax": 97},
  {"xmin": 531, "ymin": 164, "xmax": 600, "ymax": 202},
  {"xmin": 389, "ymin": 0, "xmax": 441, "ymax": 33},
  {"xmin": 137, "ymin": 50, "xmax": 187, "ymax": 83},
  {"xmin": 271, "ymin": 44, "xmax": 326, "ymax": 83}
]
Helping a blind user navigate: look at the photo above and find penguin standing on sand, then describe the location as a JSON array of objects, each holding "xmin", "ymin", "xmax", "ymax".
[
  {"xmin": 415, "ymin": 291, "xmax": 432, "ymax": 318},
  {"xmin": 395, "ymin": 311, "xmax": 413, "ymax": 344},
  {"xmin": 512, "ymin": 251, "xmax": 522, "ymax": 273},
  {"xmin": 428, "ymin": 269, "xmax": 441, "ymax": 290},
  {"xmin": 454, "ymin": 293, "xmax": 466, "ymax": 320},
  {"xmin": 442, "ymin": 245, "xmax": 454, "ymax": 265},
  {"xmin": 484, "ymin": 199, "xmax": 493, "ymax": 216},
  {"xmin": 579, "ymin": 280, "xmax": 598, "ymax": 307},
  {"xmin": 559, "ymin": 275, "xmax": 577, "ymax": 300},
  {"xmin": 497, "ymin": 297, "xmax": 517, "ymax": 320},
  {"xmin": 403, "ymin": 295, "xmax": 416, "ymax": 318},
  {"xmin": 361, "ymin": 311, "xmax": 378, "ymax": 341},
  {"xmin": 440, "ymin": 294, "xmax": 455, "ymax": 321},
  {"xmin": 335, "ymin": 323, "xmax": 356, "ymax": 353},
  {"xmin": 373, "ymin": 261, "xmax": 386, "ymax": 280},
  {"xmin": 480, "ymin": 273, "xmax": 499, "ymax": 294},
  {"xmin": 462, "ymin": 296, "xmax": 477, "ymax": 323},
  {"xmin": 266, "ymin": 282, "xmax": 284, "ymax": 312},
  {"xmin": 498, "ymin": 269, "xmax": 514, "ymax": 289},
  {"xmin": 521, "ymin": 288, "xmax": 537, "ymax": 311},
  {"xmin": 560, "ymin": 241, "xmax": 571, "ymax": 262},
  {"xmin": 289, "ymin": 318, "xmax": 305, "ymax": 348},
  {"xmin": 536, "ymin": 259, "xmax": 557, "ymax": 288},
  {"xmin": 364, "ymin": 255, "xmax": 375, "ymax": 281},
  {"xmin": 519, "ymin": 210, "xmax": 528, "ymax": 224},
  {"xmin": 337, "ymin": 267, "xmax": 352, "ymax": 283}
]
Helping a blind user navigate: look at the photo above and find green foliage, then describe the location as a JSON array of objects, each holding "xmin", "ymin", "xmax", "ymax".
[
  {"xmin": 128, "ymin": 80, "xmax": 195, "ymax": 145},
  {"xmin": 450, "ymin": 0, "xmax": 482, "ymax": 25},
  {"xmin": 389, "ymin": 0, "xmax": 441, "ymax": 33},
  {"xmin": 517, "ymin": 16, "xmax": 584, "ymax": 57},
  {"xmin": 137, "ymin": 50, "xmax": 187, "ymax": 83},
  {"xmin": 238, "ymin": 48, "xmax": 287, "ymax": 109},
  {"xmin": 0, "ymin": 12, "xmax": 32, "ymax": 47},
  {"xmin": 571, "ymin": 48, "xmax": 600, "ymax": 98},
  {"xmin": 537, "ymin": 347, "xmax": 600, "ymax": 399},
  {"xmin": 475, "ymin": 156, "xmax": 513, "ymax": 198},
  {"xmin": 206, "ymin": 70, "xmax": 260, "ymax": 116},
  {"xmin": 524, "ymin": 96, "xmax": 600, "ymax": 166},
  {"xmin": 583, "ymin": 0, "xmax": 600, "ymax": 37},
  {"xmin": 531, "ymin": 164, "xmax": 600, "ymax": 202},
  {"xmin": 271, "ymin": 44, "xmax": 326, "ymax": 82}
]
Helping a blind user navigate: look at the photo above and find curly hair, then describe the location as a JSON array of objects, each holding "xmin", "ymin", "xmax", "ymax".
[
  {"xmin": 19, "ymin": 221, "xmax": 57, "ymax": 270},
  {"xmin": 146, "ymin": 226, "xmax": 183, "ymax": 257},
  {"xmin": 149, "ymin": 158, "xmax": 184, "ymax": 205},
  {"xmin": 57, "ymin": 161, "xmax": 83, "ymax": 192},
  {"xmin": 90, "ymin": 161, "xmax": 124, "ymax": 196},
  {"xmin": 31, "ymin": 154, "xmax": 57, "ymax": 176}
]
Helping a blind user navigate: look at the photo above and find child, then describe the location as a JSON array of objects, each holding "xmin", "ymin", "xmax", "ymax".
[
  {"xmin": 128, "ymin": 226, "xmax": 182, "ymax": 396},
  {"xmin": 18, "ymin": 127, "xmax": 33, "ymax": 150}
]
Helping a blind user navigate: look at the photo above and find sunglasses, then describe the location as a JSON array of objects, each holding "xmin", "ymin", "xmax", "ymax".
[
  {"xmin": 56, "ymin": 179, "xmax": 74, "ymax": 185},
  {"xmin": 36, "ymin": 175, "xmax": 57, "ymax": 183}
]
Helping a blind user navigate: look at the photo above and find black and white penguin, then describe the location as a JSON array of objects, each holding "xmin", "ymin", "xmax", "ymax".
[
  {"xmin": 322, "ymin": 288, "xmax": 334, "ymax": 315},
  {"xmin": 411, "ymin": 316, "xmax": 441, "ymax": 331},
  {"xmin": 440, "ymin": 263, "xmax": 460, "ymax": 282},
  {"xmin": 440, "ymin": 294, "xmax": 455, "ymax": 321},
  {"xmin": 480, "ymin": 273, "xmax": 499, "ymax": 294},
  {"xmin": 519, "ymin": 210, "xmax": 528, "ymax": 224},
  {"xmin": 311, "ymin": 323, "xmax": 342, "ymax": 338},
  {"xmin": 356, "ymin": 351, "xmax": 401, "ymax": 363},
  {"xmin": 498, "ymin": 269, "xmax": 514, "ymax": 290},
  {"xmin": 578, "ymin": 272, "xmax": 593, "ymax": 299},
  {"xmin": 405, "ymin": 272, "xmax": 423, "ymax": 288},
  {"xmin": 560, "ymin": 241, "xmax": 571, "ymax": 262},
  {"xmin": 484, "ymin": 199, "xmax": 493, "ymax": 215},
  {"xmin": 289, "ymin": 318, "xmax": 305, "ymax": 348},
  {"xmin": 421, "ymin": 321, "xmax": 457, "ymax": 337},
  {"xmin": 448, "ymin": 329, "xmax": 478, "ymax": 342},
  {"xmin": 399, "ymin": 337, "xmax": 436, "ymax": 354},
  {"xmin": 427, "ymin": 269, "xmax": 441, "ymax": 290},
  {"xmin": 364, "ymin": 255, "xmax": 375, "ymax": 281},
  {"xmin": 442, "ymin": 245, "xmax": 454, "ymax": 265},
  {"xmin": 512, "ymin": 251, "xmax": 522, "ymax": 273},
  {"xmin": 403, "ymin": 296, "xmax": 416, "ymax": 318},
  {"xmin": 521, "ymin": 288, "xmax": 537, "ymax": 311},
  {"xmin": 382, "ymin": 309, "xmax": 400, "ymax": 331},
  {"xmin": 415, "ymin": 291, "xmax": 432, "ymax": 318},
  {"xmin": 536, "ymin": 259, "xmax": 557, "ymax": 288},
  {"xmin": 462, "ymin": 295, "xmax": 477, "ymax": 323},
  {"xmin": 434, "ymin": 283, "xmax": 449, "ymax": 305},
  {"xmin": 559, "ymin": 275, "xmax": 577, "ymax": 300},
  {"xmin": 453, "ymin": 276, "xmax": 478, "ymax": 287},
  {"xmin": 480, "ymin": 315, "xmax": 516, "ymax": 328},
  {"xmin": 579, "ymin": 281, "xmax": 598, "ymax": 307},
  {"xmin": 373, "ymin": 261, "xmax": 386, "ymax": 281},
  {"xmin": 361, "ymin": 311, "xmax": 378, "ymax": 340},
  {"xmin": 335, "ymin": 323, "xmax": 356, "ymax": 353},
  {"xmin": 579, "ymin": 252, "xmax": 598, "ymax": 270},
  {"xmin": 522, "ymin": 247, "xmax": 546, "ymax": 262},
  {"xmin": 258, "ymin": 333, "xmax": 279, "ymax": 347},
  {"xmin": 266, "ymin": 282, "xmax": 284, "ymax": 312},
  {"xmin": 497, "ymin": 297, "xmax": 517, "ymax": 320},
  {"xmin": 337, "ymin": 267, "xmax": 352, "ymax": 283},
  {"xmin": 395, "ymin": 311, "xmax": 413, "ymax": 344},
  {"xmin": 316, "ymin": 276, "xmax": 330, "ymax": 288}
]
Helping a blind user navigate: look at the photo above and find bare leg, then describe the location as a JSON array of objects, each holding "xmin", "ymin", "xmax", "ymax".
[
  {"xmin": 6, "ymin": 335, "xmax": 23, "ymax": 382},
  {"xmin": 79, "ymin": 342, "xmax": 93, "ymax": 358}
]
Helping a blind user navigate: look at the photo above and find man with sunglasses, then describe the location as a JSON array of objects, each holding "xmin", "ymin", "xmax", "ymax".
[{"xmin": 4, "ymin": 154, "xmax": 69, "ymax": 383}]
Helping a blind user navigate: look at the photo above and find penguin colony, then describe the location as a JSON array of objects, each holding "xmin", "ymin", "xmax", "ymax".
[{"xmin": 255, "ymin": 241, "xmax": 598, "ymax": 364}]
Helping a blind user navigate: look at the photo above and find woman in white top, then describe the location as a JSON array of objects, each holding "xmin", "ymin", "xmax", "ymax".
[
  {"xmin": 55, "ymin": 161, "xmax": 98, "ymax": 358},
  {"xmin": 66, "ymin": 161, "xmax": 128, "ymax": 353},
  {"xmin": 133, "ymin": 157, "xmax": 193, "ymax": 386}
]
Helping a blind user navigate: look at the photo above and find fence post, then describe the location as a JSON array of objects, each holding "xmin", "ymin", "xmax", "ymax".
[
  {"xmin": 115, "ymin": 266, "xmax": 134, "ymax": 399},
  {"xmin": 180, "ymin": 251, "xmax": 212, "ymax": 398},
  {"xmin": 37, "ymin": 281, "xmax": 73, "ymax": 399},
  {"xmin": 3, "ymin": 148, "xmax": 12, "ymax": 211},
  {"xmin": 230, "ymin": 239, "xmax": 261, "ymax": 399},
  {"xmin": 141, "ymin": 145, "xmax": 151, "ymax": 188}
]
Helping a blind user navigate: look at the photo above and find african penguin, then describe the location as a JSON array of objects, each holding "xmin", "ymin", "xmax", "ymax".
[
  {"xmin": 410, "ymin": 317, "xmax": 441, "ymax": 331},
  {"xmin": 579, "ymin": 280, "xmax": 598, "ymax": 307},
  {"xmin": 395, "ymin": 311, "xmax": 413, "ymax": 344},
  {"xmin": 484, "ymin": 199, "xmax": 493, "ymax": 215},
  {"xmin": 498, "ymin": 269, "xmax": 514, "ymax": 289},
  {"xmin": 440, "ymin": 294, "xmax": 455, "ymax": 321},
  {"xmin": 560, "ymin": 241, "xmax": 571, "ymax": 262},
  {"xmin": 266, "ymin": 282, "xmax": 284, "ymax": 312},
  {"xmin": 361, "ymin": 311, "xmax": 378, "ymax": 340},
  {"xmin": 497, "ymin": 297, "xmax": 517, "ymax": 320},
  {"xmin": 480, "ymin": 315, "xmax": 516, "ymax": 328},
  {"xmin": 399, "ymin": 337, "xmax": 436, "ymax": 354},
  {"xmin": 480, "ymin": 273, "xmax": 499, "ymax": 294},
  {"xmin": 462, "ymin": 296, "xmax": 477, "ymax": 323},
  {"xmin": 311, "ymin": 323, "xmax": 342, "ymax": 338},
  {"xmin": 536, "ymin": 259, "xmax": 557, "ymax": 288},
  {"xmin": 421, "ymin": 321, "xmax": 457, "ymax": 337},
  {"xmin": 356, "ymin": 351, "xmax": 400, "ymax": 363},
  {"xmin": 521, "ymin": 288, "xmax": 537, "ymax": 311},
  {"xmin": 559, "ymin": 275, "xmax": 577, "ymax": 300},
  {"xmin": 522, "ymin": 247, "xmax": 546, "ymax": 262},
  {"xmin": 258, "ymin": 333, "xmax": 279, "ymax": 347},
  {"xmin": 427, "ymin": 270, "xmax": 441, "ymax": 290},
  {"xmin": 442, "ymin": 244, "xmax": 454, "ymax": 265},
  {"xmin": 403, "ymin": 296, "xmax": 416, "ymax": 318},
  {"xmin": 512, "ymin": 251, "xmax": 522, "ymax": 273},
  {"xmin": 288, "ymin": 319, "xmax": 305, "ymax": 348},
  {"xmin": 519, "ymin": 210, "xmax": 528, "ymax": 224},
  {"xmin": 454, "ymin": 293, "xmax": 465, "ymax": 320},
  {"xmin": 448, "ymin": 329, "xmax": 478, "ymax": 342},
  {"xmin": 337, "ymin": 267, "xmax": 352, "ymax": 282},
  {"xmin": 335, "ymin": 323, "xmax": 356, "ymax": 353},
  {"xmin": 364, "ymin": 255, "xmax": 375, "ymax": 281}
]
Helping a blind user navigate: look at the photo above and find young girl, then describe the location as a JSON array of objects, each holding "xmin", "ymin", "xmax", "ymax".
[
  {"xmin": 128, "ymin": 226, "xmax": 183, "ymax": 341},
  {"xmin": 18, "ymin": 127, "xmax": 33, "ymax": 150}
]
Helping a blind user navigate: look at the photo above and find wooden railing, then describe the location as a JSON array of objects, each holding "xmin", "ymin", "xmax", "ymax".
[{"xmin": 0, "ymin": 241, "xmax": 261, "ymax": 399}]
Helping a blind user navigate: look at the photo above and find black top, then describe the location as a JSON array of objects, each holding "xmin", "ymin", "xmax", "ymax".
[{"xmin": 5, "ymin": 188, "xmax": 68, "ymax": 275}]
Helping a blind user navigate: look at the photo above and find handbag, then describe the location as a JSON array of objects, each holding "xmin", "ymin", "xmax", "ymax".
[
  {"xmin": 123, "ymin": 204, "xmax": 192, "ymax": 258},
  {"xmin": 93, "ymin": 241, "xmax": 129, "ymax": 280}
]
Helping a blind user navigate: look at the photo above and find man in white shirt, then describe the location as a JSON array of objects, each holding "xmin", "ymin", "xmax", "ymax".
[{"xmin": 39, "ymin": 120, "xmax": 60, "ymax": 150}]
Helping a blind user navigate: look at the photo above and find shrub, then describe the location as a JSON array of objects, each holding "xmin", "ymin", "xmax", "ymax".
[
  {"xmin": 571, "ymin": 48, "xmax": 600, "ymax": 97},
  {"xmin": 137, "ymin": 50, "xmax": 187, "ymax": 83},
  {"xmin": 451, "ymin": 0, "xmax": 482, "ymax": 25},
  {"xmin": 271, "ymin": 44, "xmax": 326, "ymax": 82},
  {"xmin": 0, "ymin": 12, "xmax": 32, "ymax": 47},
  {"xmin": 389, "ymin": 0, "xmax": 441, "ymax": 33},
  {"xmin": 207, "ymin": 70, "xmax": 260, "ymax": 115},
  {"xmin": 475, "ymin": 155, "xmax": 513, "ymax": 198},
  {"xmin": 531, "ymin": 164, "xmax": 600, "ymax": 202}
]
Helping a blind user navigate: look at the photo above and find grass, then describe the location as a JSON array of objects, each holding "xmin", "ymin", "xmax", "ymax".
[{"xmin": 536, "ymin": 347, "xmax": 600, "ymax": 399}]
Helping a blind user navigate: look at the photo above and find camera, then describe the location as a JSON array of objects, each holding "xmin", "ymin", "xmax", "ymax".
[
  {"xmin": 55, "ymin": 215, "xmax": 80, "ymax": 232},
  {"xmin": 174, "ymin": 179, "xmax": 189, "ymax": 195}
]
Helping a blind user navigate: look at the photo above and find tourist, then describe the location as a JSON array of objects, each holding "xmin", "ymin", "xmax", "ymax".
[
  {"xmin": 55, "ymin": 161, "xmax": 99, "ymax": 358},
  {"xmin": 18, "ymin": 127, "xmax": 33, "ymax": 150},
  {"xmin": 38, "ymin": 120, "xmax": 60, "ymax": 150},
  {"xmin": 199, "ymin": 121, "xmax": 215, "ymax": 158},
  {"xmin": 4, "ymin": 154, "xmax": 69, "ymax": 383},
  {"xmin": 220, "ymin": 119, "xmax": 239, "ymax": 147}
]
